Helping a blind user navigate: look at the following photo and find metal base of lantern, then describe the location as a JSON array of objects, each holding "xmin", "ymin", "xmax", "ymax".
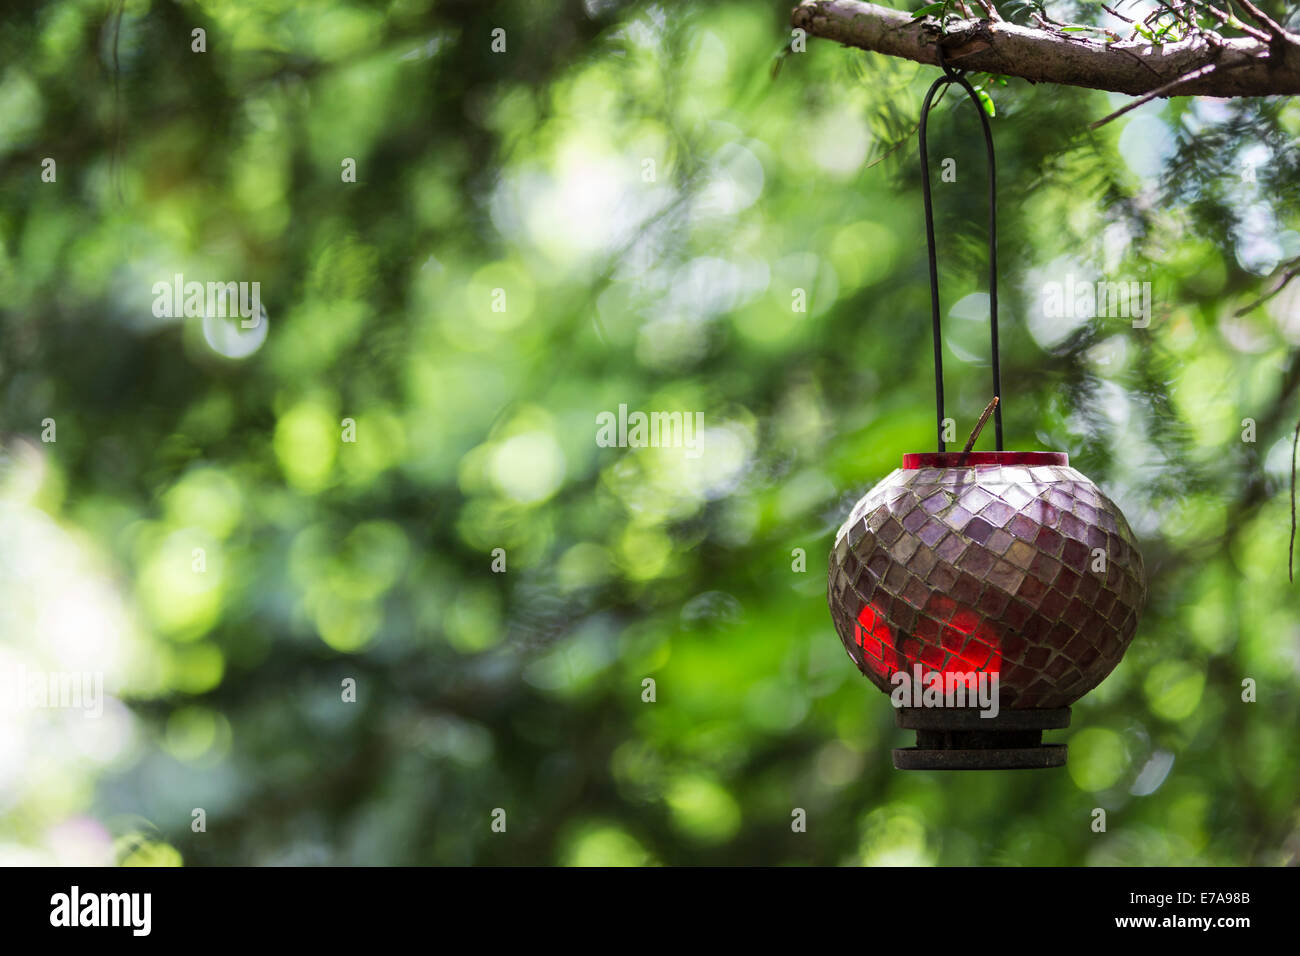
[{"xmin": 892, "ymin": 707, "xmax": 1071, "ymax": 770}]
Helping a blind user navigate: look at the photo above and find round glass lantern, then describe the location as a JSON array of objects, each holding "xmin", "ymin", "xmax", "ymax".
[
  {"xmin": 824, "ymin": 62, "xmax": 1148, "ymax": 768},
  {"xmin": 828, "ymin": 451, "xmax": 1146, "ymax": 768}
]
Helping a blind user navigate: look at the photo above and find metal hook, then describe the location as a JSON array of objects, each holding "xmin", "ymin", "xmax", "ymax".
[
  {"xmin": 918, "ymin": 64, "xmax": 1002, "ymax": 452},
  {"xmin": 935, "ymin": 42, "xmax": 962, "ymax": 79}
]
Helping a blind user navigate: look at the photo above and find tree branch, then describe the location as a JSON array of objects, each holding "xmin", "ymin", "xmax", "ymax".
[
  {"xmin": 790, "ymin": 1, "xmax": 1300, "ymax": 97},
  {"xmin": 1088, "ymin": 59, "xmax": 1242, "ymax": 128}
]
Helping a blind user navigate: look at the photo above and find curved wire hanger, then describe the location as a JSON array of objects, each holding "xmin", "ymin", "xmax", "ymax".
[{"xmin": 919, "ymin": 46, "xmax": 1003, "ymax": 452}]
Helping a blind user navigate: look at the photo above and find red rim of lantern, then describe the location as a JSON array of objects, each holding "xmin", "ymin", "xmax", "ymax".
[{"xmin": 901, "ymin": 451, "xmax": 1069, "ymax": 469}]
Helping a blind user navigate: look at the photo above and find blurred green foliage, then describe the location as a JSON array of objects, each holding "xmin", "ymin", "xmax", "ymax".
[{"xmin": 0, "ymin": 0, "xmax": 1298, "ymax": 865}]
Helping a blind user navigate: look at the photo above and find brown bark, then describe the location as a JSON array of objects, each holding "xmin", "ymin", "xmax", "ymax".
[{"xmin": 791, "ymin": 1, "xmax": 1300, "ymax": 97}]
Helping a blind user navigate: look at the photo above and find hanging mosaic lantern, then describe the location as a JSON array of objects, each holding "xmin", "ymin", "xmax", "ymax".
[{"xmin": 826, "ymin": 55, "xmax": 1147, "ymax": 770}]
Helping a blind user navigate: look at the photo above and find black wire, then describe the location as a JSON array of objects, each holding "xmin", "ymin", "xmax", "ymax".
[{"xmin": 919, "ymin": 48, "xmax": 1003, "ymax": 452}]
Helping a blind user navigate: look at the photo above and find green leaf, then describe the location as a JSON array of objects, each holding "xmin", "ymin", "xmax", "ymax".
[
  {"xmin": 976, "ymin": 87, "xmax": 996, "ymax": 117},
  {"xmin": 911, "ymin": 2, "xmax": 947, "ymax": 19}
]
